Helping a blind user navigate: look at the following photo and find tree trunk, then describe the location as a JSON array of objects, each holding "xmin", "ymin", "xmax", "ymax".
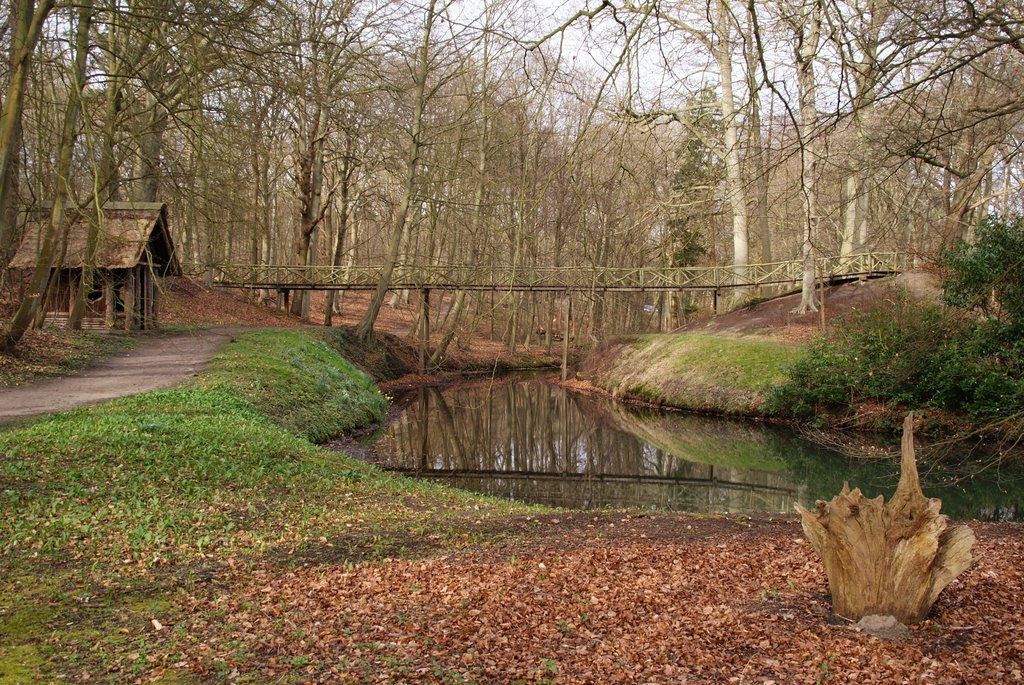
[
  {"xmin": 325, "ymin": 152, "xmax": 354, "ymax": 327},
  {"xmin": 797, "ymin": 413, "xmax": 975, "ymax": 623},
  {"xmin": 743, "ymin": 10, "xmax": 771, "ymax": 264},
  {"xmin": 792, "ymin": 0, "xmax": 821, "ymax": 314},
  {"xmin": 136, "ymin": 94, "xmax": 167, "ymax": 202},
  {"xmin": 69, "ymin": 0, "xmax": 102, "ymax": 331},
  {"xmin": 291, "ymin": 112, "xmax": 325, "ymax": 317},
  {"xmin": 98, "ymin": 8, "xmax": 124, "ymax": 204},
  {"xmin": 714, "ymin": 0, "xmax": 749, "ymax": 302}
]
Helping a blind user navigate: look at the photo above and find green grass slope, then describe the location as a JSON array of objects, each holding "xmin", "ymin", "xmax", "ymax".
[{"xmin": 579, "ymin": 333, "xmax": 803, "ymax": 415}]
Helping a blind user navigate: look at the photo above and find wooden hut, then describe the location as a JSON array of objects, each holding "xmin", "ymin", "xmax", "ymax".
[{"xmin": 7, "ymin": 202, "xmax": 179, "ymax": 330}]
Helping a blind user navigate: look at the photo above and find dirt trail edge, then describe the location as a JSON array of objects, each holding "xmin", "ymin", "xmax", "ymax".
[{"xmin": 0, "ymin": 328, "xmax": 243, "ymax": 423}]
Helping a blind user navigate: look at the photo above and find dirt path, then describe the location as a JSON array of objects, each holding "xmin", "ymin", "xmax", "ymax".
[{"xmin": 0, "ymin": 328, "xmax": 240, "ymax": 423}]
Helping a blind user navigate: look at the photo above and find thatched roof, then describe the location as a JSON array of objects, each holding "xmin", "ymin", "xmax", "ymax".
[{"xmin": 7, "ymin": 202, "xmax": 179, "ymax": 275}]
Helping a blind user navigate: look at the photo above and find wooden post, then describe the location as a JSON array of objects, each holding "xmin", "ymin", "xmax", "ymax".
[
  {"xmin": 561, "ymin": 293, "xmax": 572, "ymax": 381},
  {"xmin": 145, "ymin": 268, "xmax": 155, "ymax": 329},
  {"xmin": 712, "ymin": 288, "xmax": 720, "ymax": 315},
  {"xmin": 151, "ymin": 274, "xmax": 159, "ymax": 328},
  {"xmin": 418, "ymin": 288, "xmax": 430, "ymax": 374},
  {"xmin": 137, "ymin": 266, "xmax": 144, "ymax": 329},
  {"xmin": 104, "ymin": 276, "xmax": 115, "ymax": 328},
  {"xmin": 124, "ymin": 268, "xmax": 136, "ymax": 331}
]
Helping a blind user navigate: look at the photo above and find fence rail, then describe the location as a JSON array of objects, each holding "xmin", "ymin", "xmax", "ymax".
[{"xmin": 179, "ymin": 252, "xmax": 908, "ymax": 293}]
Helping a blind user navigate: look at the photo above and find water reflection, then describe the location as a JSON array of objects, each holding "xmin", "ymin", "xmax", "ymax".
[{"xmin": 365, "ymin": 376, "xmax": 1024, "ymax": 520}]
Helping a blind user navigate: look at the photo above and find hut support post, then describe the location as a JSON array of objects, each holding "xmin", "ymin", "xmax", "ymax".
[
  {"xmin": 124, "ymin": 269, "xmax": 136, "ymax": 331},
  {"xmin": 136, "ymin": 266, "xmax": 143, "ymax": 329},
  {"xmin": 145, "ymin": 268, "xmax": 155, "ymax": 329},
  {"xmin": 104, "ymin": 276, "xmax": 115, "ymax": 327},
  {"xmin": 151, "ymin": 275, "xmax": 159, "ymax": 327}
]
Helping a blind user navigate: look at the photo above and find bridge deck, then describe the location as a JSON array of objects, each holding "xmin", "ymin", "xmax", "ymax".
[{"xmin": 183, "ymin": 252, "xmax": 907, "ymax": 293}]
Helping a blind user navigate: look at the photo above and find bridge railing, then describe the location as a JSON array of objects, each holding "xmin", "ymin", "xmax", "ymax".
[{"xmin": 179, "ymin": 252, "xmax": 908, "ymax": 291}]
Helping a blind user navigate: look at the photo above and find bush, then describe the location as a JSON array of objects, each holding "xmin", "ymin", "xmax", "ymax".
[
  {"xmin": 767, "ymin": 290, "xmax": 1024, "ymax": 423},
  {"xmin": 942, "ymin": 216, "xmax": 1024, "ymax": 329}
]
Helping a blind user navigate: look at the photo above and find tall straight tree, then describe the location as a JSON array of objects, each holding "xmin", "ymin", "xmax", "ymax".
[
  {"xmin": 641, "ymin": 0, "xmax": 750, "ymax": 296},
  {"xmin": 789, "ymin": 0, "xmax": 822, "ymax": 313}
]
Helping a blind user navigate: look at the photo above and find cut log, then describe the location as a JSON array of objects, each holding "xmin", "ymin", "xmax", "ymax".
[{"xmin": 796, "ymin": 413, "xmax": 975, "ymax": 623}]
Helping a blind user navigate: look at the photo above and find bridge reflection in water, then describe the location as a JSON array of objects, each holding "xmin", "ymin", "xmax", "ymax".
[
  {"xmin": 363, "ymin": 376, "xmax": 1024, "ymax": 518},
  {"xmin": 369, "ymin": 377, "xmax": 810, "ymax": 513}
]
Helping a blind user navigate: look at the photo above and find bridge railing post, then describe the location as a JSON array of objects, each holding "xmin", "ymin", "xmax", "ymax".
[
  {"xmin": 419, "ymin": 288, "xmax": 430, "ymax": 374},
  {"xmin": 561, "ymin": 292, "xmax": 572, "ymax": 382}
]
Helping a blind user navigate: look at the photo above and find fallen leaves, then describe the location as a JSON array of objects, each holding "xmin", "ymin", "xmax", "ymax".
[{"xmin": 170, "ymin": 520, "xmax": 1024, "ymax": 684}]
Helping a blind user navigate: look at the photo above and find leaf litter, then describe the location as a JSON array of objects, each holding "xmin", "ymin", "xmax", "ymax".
[{"xmin": 168, "ymin": 516, "xmax": 1024, "ymax": 684}]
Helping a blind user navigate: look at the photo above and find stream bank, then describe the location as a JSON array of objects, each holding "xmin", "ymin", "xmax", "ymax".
[{"xmin": 577, "ymin": 332, "xmax": 801, "ymax": 415}]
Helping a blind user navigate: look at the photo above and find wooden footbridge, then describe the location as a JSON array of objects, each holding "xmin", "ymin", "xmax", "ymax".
[{"xmin": 183, "ymin": 252, "xmax": 908, "ymax": 294}]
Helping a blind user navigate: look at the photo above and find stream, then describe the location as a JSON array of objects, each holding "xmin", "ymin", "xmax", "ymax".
[{"xmin": 353, "ymin": 374, "xmax": 1024, "ymax": 521}]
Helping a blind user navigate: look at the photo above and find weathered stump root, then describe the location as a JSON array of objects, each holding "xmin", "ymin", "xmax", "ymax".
[{"xmin": 796, "ymin": 413, "xmax": 975, "ymax": 623}]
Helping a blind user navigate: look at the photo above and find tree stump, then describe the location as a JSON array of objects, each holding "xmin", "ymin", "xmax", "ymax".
[{"xmin": 796, "ymin": 413, "xmax": 976, "ymax": 623}]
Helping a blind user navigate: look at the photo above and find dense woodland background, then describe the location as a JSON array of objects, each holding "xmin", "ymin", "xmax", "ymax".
[{"xmin": 1, "ymin": 0, "xmax": 1022, "ymax": 352}]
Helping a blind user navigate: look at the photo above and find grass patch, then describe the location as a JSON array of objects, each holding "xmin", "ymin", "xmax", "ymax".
[
  {"xmin": 0, "ymin": 329, "xmax": 134, "ymax": 388},
  {"xmin": 664, "ymin": 334, "xmax": 800, "ymax": 391},
  {"xmin": 0, "ymin": 644, "xmax": 45, "ymax": 683},
  {"xmin": 197, "ymin": 329, "xmax": 388, "ymax": 442},
  {"xmin": 582, "ymin": 333, "xmax": 803, "ymax": 414}
]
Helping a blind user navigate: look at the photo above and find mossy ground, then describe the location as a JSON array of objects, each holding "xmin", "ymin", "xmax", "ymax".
[
  {"xmin": 580, "ymin": 333, "xmax": 803, "ymax": 415},
  {"xmin": 0, "ymin": 328, "xmax": 539, "ymax": 683}
]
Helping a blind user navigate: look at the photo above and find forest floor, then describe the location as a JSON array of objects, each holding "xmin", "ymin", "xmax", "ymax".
[{"xmin": 3, "ymin": 275, "xmax": 1022, "ymax": 684}]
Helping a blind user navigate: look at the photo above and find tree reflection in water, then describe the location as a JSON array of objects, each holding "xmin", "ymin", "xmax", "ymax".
[{"xmin": 366, "ymin": 376, "xmax": 1024, "ymax": 520}]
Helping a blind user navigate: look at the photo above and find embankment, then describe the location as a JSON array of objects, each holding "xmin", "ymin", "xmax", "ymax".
[{"xmin": 577, "ymin": 333, "xmax": 803, "ymax": 416}]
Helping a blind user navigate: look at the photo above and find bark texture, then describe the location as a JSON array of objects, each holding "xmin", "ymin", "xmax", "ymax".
[{"xmin": 796, "ymin": 413, "xmax": 975, "ymax": 623}]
